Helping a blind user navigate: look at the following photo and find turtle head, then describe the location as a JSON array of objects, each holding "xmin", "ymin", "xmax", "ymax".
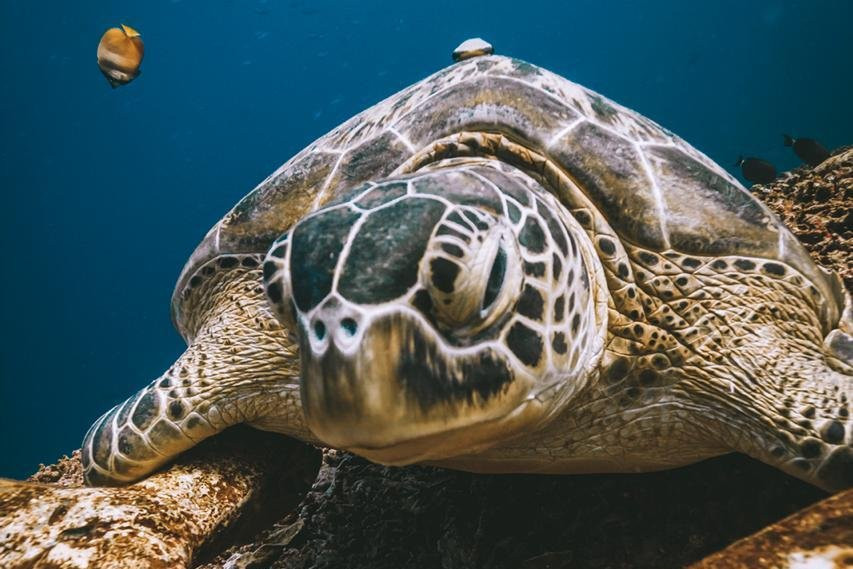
[{"xmin": 263, "ymin": 163, "xmax": 605, "ymax": 464}]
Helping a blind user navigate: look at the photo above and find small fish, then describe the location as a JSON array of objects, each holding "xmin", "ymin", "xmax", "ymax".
[
  {"xmin": 783, "ymin": 134, "xmax": 830, "ymax": 167},
  {"xmin": 97, "ymin": 24, "xmax": 144, "ymax": 88},
  {"xmin": 735, "ymin": 156, "xmax": 777, "ymax": 185}
]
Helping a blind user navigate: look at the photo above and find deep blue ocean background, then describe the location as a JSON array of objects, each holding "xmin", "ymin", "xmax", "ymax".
[{"xmin": 1, "ymin": 1, "xmax": 851, "ymax": 478}]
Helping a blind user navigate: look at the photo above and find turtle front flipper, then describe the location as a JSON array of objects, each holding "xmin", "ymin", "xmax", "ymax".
[
  {"xmin": 722, "ymin": 342, "xmax": 852, "ymax": 492},
  {"xmin": 672, "ymin": 267, "xmax": 853, "ymax": 492},
  {"xmin": 82, "ymin": 261, "xmax": 307, "ymax": 485}
]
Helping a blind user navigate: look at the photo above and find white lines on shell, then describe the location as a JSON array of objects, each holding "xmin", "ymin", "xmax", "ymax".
[
  {"xmin": 389, "ymin": 127, "xmax": 417, "ymax": 154},
  {"xmin": 312, "ymin": 147, "xmax": 346, "ymax": 156},
  {"xmin": 108, "ymin": 410, "xmax": 123, "ymax": 471},
  {"xmin": 310, "ymin": 151, "xmax": 348, "ymax": 210},
  {"xmin": 384, "ymin": 64, "xmax": 569, "ymax": 135},
  {"xmin": 635, "ymin": 143, "xmax": 672, "ymax": 250},
  {"xmin": 637, "ymin": 140, "xmax": 679, "ymax": 150},
  {"xmin": 386, "ymin": 75, "xmax": 478, "ymax": 132},
  {"xmin": 260, "ymin": 147, "xmax": 338, "ymax": 189},
  {"xmin": 466, "ymin": 169, "xmax": 502, "ymax": 192},
  {"xmin": 547, "ymin": 118, "xmax": 586, "ymax": 149},
  {"xmin": 351, "ymin": 183, "xmax": 381, "ymax": 205},
  {"xmin": 492, "ymin": 74, "xmax": 590, "ymax": 118},
  {"xmin": 212, "ymin": 223, "xmax": 222, "ymax": 252},
  {"xmin": 584, "ymin": 117, "xmax": 644, "ymax": 148}
]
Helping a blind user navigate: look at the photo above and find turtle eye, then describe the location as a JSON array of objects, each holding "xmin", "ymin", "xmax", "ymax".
[
  {"xmin": 481, "ymin": 245, "xmax": 507, "ymax": 314},
  {"xmin": 424, "ymin": 226, "xmax": 521, "ymax": 335}
]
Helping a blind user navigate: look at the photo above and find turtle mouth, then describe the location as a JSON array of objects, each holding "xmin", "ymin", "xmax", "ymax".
[
  {"xmin": 348, "ymin": 396, "xmax": 543, "ymax": 466},
  {"xmin": 299, "ymin": 310, "xmax": 539, "ymax": 463}
]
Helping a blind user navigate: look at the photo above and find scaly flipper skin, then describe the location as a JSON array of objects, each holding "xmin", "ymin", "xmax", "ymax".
[
  {"xmin": 82, "ymin": 264, "xmax": 315, "ymax": 485},
  {"xmin": 82, "ymin": 53, "xmax": 852, "ymax": 490}
]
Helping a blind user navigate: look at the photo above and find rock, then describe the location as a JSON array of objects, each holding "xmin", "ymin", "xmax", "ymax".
[
  {"xmin": 690, "ymin": 488, "xmax": 853, "ymax": 568},
  {"xmin": 750, "ymin": 146, "xmax": 852, "ymax": 292},
  {"xmin": 199, "ymin": 451, "xmax": 826, "ymax": 569},
  {"xmin": 0, "ymin": 428, "xmax": 319, "ymax": 569},
  {"xmin": 30, "ymin": 451, "xmax": 84, "ymax": 486}
]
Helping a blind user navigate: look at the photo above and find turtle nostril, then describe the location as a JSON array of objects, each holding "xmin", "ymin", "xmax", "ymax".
[
  {"xmin": 313, "ymin": 321, "xmax": 327, "ymax": 340},
  {"xmin": 341, "ymin": 318, "xmax": 358, "ymax": 336}
]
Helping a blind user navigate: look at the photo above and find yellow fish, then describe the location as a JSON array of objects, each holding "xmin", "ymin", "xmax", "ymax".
[{"xmin": 97, "ymin": 24, "xmax": 144, "ymax": 88}]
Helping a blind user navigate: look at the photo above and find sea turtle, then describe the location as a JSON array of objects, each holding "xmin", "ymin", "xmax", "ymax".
[{"xmin": 81, "ymin": 50, "xmax": 852, "ymax": 491}]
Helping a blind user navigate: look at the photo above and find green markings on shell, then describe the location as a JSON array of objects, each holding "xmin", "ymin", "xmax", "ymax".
[
  {"xmin": 646, "ymin": 145, "xmax": 775, "ymax": 256},
  {"xmin": 552, "ymin": 121, "xmax": 667, "ymax": 249},
  {"xmin": 328, "ymin": 131, "xmax": 413, "ymax": 192},
  {"xmin": 392, "ymin": 74, "xmax": 580, "ymax": 151},
  {"xmin": 588, "ymin": 94, "xmax": 619, "ymax": 123}
]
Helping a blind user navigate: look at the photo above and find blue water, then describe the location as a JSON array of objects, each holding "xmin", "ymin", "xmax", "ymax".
[{"xmin": 1, "ymin": 1, "xmax": 851, "ymax": 478}]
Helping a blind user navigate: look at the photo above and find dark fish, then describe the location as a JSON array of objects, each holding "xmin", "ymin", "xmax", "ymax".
[
  {"xmin": 735, "ymin": 156, "xmax": 777, "ymax": 185},
  {"xmin": 783, "ymin": 134, "xmax": 830, "ymax": 167},
  {"xmin": 97, "ymin": 24, "xmax": 144, "ymax": 88}
]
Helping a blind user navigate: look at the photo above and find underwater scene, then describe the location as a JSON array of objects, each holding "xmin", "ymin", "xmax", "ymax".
[{"xmin": 1, "ymin": 1, "xmax": 851, "ymax": 568}]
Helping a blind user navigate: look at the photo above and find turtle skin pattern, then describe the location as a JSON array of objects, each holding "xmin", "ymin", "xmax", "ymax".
[{"xmin": 82, "ymin": 55, "xmax": 851, "ymax": 490}]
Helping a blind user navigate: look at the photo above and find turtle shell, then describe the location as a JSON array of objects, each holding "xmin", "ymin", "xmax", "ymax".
[{"xmin": 172, "ymin": 55, "xmax": 843, "ymax": 340}]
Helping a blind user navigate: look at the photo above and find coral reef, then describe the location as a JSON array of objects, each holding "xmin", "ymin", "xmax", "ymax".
[{"xmin": 750, "ymin": 147, "xmax": 852, "ymax": 292}]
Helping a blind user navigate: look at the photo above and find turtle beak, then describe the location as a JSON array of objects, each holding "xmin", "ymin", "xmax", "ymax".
[{"xmin": 299, "ymin": 311, "xmax": 535, "ymax": 464}]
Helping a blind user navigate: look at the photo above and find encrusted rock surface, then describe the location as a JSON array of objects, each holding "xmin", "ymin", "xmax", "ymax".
[
  {"xmin": 751, "ymin": 147, "xmax": 852, "ymax": 292},
  {"xmin": 0, "ymin": 429, "xmax": 319, "ymax": 569},
  {"xmin": 690, "ymin": 488, "xmax": 852, "ymax": 569},
  {"xmin": 3, "ymin": 147, "xmax": 850, "ymax": 569},
  {"xmin": 29, "ymin": 451, "xmax": 84, "ymax": 487},
  {"xmin": 202, "ymin": 451, "xmax": 824, "ymax": 569}
]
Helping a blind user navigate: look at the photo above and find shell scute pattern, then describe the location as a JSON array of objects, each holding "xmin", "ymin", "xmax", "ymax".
[
  {"xmin": 227, "ymin": 149, "xmax": 341, "ymax": 243},
  {"xmin": 325, "ymin": 131, "xmax": 413, "ymax": 198},
  {"xmin": 174, "ymin": 53, "xmax": 841, "ymax": 342},
  {"xmin": 551, "ymin": 121, "xmax": 668, "ymax": 249},
  {"xmin": 392, "ymin": 74, "xmax": 582, "ymax": 152},
  {"xmin": 353, "ymin": 181, "xmax": 407, "ymax": 210},
  {"xmin": 645, "ymin": 145, "xmax": 776, "ymax": 256}
]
